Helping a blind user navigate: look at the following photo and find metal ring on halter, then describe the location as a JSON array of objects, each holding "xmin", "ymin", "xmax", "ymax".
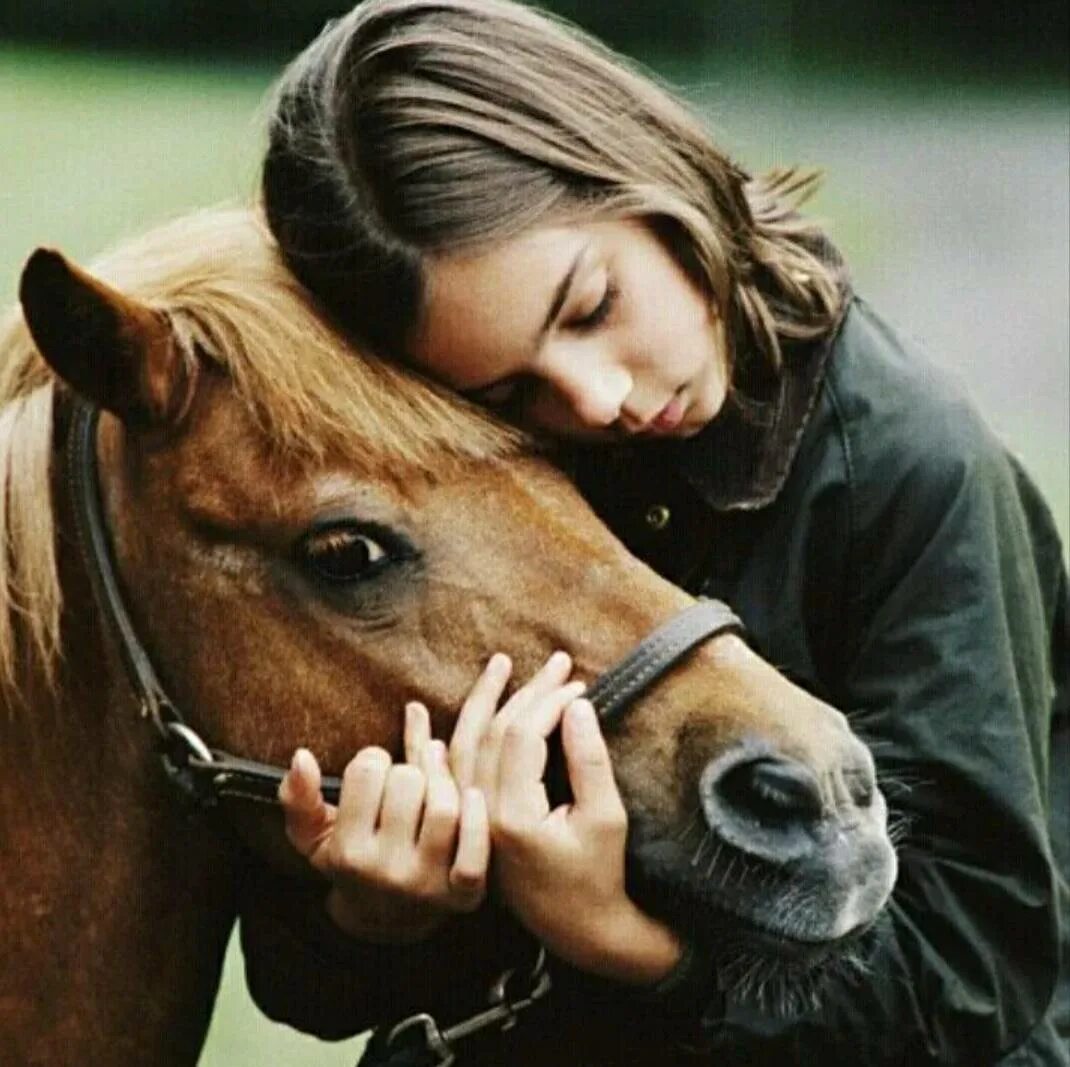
[{"xmin": 163, "ymin": 720, "xmax": 215, "ymax": 765}]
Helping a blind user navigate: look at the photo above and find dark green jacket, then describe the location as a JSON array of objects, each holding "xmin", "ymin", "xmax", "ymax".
[
  {"xmin": 574, "ymin": 294, "xmax": 1069, "ymax": 1064},
  {"xmin": 241, "ymin": 295, "xmax": 1068, "ymax": 1065}
]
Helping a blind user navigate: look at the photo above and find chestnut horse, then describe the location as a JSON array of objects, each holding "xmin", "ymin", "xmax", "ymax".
[{"xmin": 0, "ymin": 209, "xmax": 895, "ymax": 1066}]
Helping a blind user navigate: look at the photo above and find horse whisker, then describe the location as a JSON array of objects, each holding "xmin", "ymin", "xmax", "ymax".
[
  {"xmin": 675, "ymin": 811, "xmax": 702, "ymax": 847},
  {"xmin": 705, "ymin": 839, "xmax": 725, "ymax": 881},
  {"xmin": 690, "ymin": 830, "xmax": 712, "ymax": 869}
]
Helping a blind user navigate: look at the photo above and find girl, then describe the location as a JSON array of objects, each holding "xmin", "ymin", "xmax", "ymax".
[{"xmin": 244, "ymin": 1, "xmax": 1068, "ymax": 1063}]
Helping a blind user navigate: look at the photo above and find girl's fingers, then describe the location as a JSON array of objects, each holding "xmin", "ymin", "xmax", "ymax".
[
  {"xmin": 498, "ymin": 651, "xmax": 573, "ymax": 723},
  {"xmin": 279, "ymin": 748, "xmax": 335, "ymax": 857},
  {"xmin": 453, "ymin": 651, "xmax": 577, "ymax": 793},
  {"xmin": 495, "ymin": 681, "xmax": 585, "ymax": 823},
  {"xmin": 449, "ymin": 787, "xmax": 490, "ymax": 908},
  {"xmin": 475, "ymin": 680, "xmax": 582, "ymax": 821},
  {"xmin": 473, "ymin": 728, "xmax": 499, "ymax": 807},
  {"xmin": 450, "ymin": 653, "xmax": 512, "ymax": 788},
  {"xmin": 418, "ymin": 741, "xmax": 461, "ymax": 862},
  {"xmin": 404, "ymin": 701, "xmax": 432, "ymax": 766},
  {"xmin": 377, "ymin": 763, "xmax": 428, "ymax": 843},
  {"xmin": 496, "ymin": 723, "xmax": 550, "ymax": 825},
  {"xmin": 525, "ymin": 680, "xmax": 587, "ymax": 738},
  {"xmin": 474, "ymin": 652, "xmax": 574, "ymax": 791},
  {"xmin": 335, "ymin": 746, "xmax": 392, "ymax": 842},
  {"xmin": 562, "ymin": 699, "xmax": 626, "ymax": 826}
]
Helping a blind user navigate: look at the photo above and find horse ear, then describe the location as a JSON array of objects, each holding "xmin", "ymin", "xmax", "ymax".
[{"xmin": 18, "ymin": 248, "xmax": 197, "ymax": 429}]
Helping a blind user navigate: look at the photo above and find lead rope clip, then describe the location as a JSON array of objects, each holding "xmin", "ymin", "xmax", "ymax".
[{"xmin": 375, "ymin": 948, "xmax": 552, "ymax": 1066}]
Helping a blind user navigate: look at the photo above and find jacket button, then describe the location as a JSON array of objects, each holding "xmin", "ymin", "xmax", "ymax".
[{"xmin": 645, "ymin": 504, "xmax": 671, "ymax": 531}]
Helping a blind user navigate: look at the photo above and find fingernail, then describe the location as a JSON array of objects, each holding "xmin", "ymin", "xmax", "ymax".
[
  {"xmin": 490, "ymin": 653, "xmax": 510, "ymax": 672},
  {"xmin": 430, "ymin": 739, "xmax": 447, "ymax": 763},
  {"xmin": 292, "ymin": 748, "xmax": 311, "ymax": 772}
]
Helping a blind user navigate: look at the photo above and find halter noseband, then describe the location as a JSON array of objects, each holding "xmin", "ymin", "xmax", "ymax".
[{"xmin": 67, "ymin": 400, "xmax": 745, "ymax": 808}]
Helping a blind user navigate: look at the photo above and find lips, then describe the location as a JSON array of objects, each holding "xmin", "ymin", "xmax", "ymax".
[{"xmin": 645, "ymin": 389, "xmax": 687, "ymax": 433}]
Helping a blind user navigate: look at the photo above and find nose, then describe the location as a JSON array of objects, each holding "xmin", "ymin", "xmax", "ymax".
[
  {"xmin": 541, "ymin": 346, "xmax": 632, "ymax": 427},
  {"xmin": 700, "ymin": 749, "xmax": 877, "ymax": 864}
]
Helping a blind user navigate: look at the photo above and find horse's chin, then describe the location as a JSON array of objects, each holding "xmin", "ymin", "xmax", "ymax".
[{"xmin": 625, "ymin": 834, "xmax": 879, "ymax": 1015}]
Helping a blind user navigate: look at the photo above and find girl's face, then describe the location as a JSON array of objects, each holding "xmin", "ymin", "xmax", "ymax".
[{"xmin": 409, "ymin": 219, "xmax": 729, "ymax": 440}]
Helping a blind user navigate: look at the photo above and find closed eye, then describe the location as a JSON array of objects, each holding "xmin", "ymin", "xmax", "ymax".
[
  {"xmin": 570, "ymin": 280, "xmax": 618, "ymax": 332},
  {"xmin": 461, "ymin": 274, "xmax": 617, "ymax": 412}
]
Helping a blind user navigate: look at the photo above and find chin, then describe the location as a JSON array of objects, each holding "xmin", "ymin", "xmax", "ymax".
[{"xmin": 673, "ymin": 419, "xmax": 708, "ymax": 439}]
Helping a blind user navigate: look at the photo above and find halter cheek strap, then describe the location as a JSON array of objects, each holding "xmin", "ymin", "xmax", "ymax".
[{"xmin": 67, "ymin": 400, "xmax": 745, "ymax": 808}]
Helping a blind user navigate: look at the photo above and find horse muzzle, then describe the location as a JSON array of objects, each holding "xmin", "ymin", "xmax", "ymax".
[{"xmin": 693, "ymin": 736, "xmax": 898, "ymax": 946}]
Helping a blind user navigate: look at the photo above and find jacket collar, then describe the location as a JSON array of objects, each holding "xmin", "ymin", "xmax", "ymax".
[{"xmin": 669, "ymin": 290, "xmax": 851, "ymax": 512}]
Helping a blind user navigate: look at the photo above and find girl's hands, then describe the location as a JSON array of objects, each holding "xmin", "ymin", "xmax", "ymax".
[
  {"xmin": 278, "ymin": 701, "xmax": 489, "ymax": 943},
  {"xmin": 276, "ymin": 651, "xmax": 577, "ymax": 945},
  {"xmin": 279, "ymin": 650, "xmax": 683, "ymax": 984},
  {"xmin": 452, "ymin": 651, "xmax": 685, "ymax": 986}
]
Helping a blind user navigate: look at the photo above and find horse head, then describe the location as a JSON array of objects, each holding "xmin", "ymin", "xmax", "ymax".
[{"xmin": 7, "ymin": 209, "xmax": 895, "ymax": 1061}]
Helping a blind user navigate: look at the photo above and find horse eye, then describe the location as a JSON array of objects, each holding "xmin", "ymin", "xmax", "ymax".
[{"xmin": 299, "ymin": 526, "xmax": 390, "ymax": 583}]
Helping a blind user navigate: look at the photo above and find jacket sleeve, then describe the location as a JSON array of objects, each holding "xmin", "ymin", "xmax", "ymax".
[
  {"xmin": 238, "ymin": 869, "xmax": 432, "ymax": 1040},
  {"xmin": 238, "ymin": 867, "xmax": 542, "ymax": 1043},
  {"xmin": 699, "ymin": 396, "xmax": 1068, "ymax": 1065}
]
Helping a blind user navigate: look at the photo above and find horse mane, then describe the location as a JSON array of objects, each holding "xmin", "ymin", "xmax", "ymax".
[{"xmin": 0, "ymin": 205, "xmax": 527, "ymax": 700}]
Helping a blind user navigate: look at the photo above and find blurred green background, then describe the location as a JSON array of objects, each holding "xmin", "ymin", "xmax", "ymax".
[{"xmin": 1, "ymin": 2, "xmax": 1067, "ymax": 1064}]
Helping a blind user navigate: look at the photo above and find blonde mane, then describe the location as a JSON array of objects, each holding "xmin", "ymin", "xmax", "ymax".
[{"xmin": 0, "ymin": 206, "xmax": 526, "ymax": 699}]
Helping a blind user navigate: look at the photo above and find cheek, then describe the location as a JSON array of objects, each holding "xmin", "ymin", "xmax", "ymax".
[
  {"xmin": 629, "ymin": 296, "xmax": 692, "ymax": 375},
  {"xmin": 524, "ymin": 391, "xmax": 601, "ymax": 440},
  {"xmin": 644, "ymin": 266, "xmax": 716, "ymax": 358}
]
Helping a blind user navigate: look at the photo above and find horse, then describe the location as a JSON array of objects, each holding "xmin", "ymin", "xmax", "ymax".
[{"xmin": 0, "ymin": 207, "xmax": 896, "ymax": 1066}]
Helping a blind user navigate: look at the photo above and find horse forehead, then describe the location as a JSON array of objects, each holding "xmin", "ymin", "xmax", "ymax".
[
  {"xmin": 156, "ymin": 381, "xmax": 571, "ymax": 529},
  {"xmin": 170, "ymin": 442, "xmax": 414, "ymax": 529},
  {"xmin": 167, "ymin": 425, "xmax": 506, "ymax": 532}
]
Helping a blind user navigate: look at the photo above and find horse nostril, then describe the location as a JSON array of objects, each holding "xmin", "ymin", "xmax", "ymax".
[{"xmin": 714, "ymin": 756, "xmax": 824, "ymax": 831}]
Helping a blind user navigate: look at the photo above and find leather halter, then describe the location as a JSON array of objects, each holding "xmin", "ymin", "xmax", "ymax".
[{"xmin": 67, "ymin": 400, "xmax": 745, "ymax": 808}]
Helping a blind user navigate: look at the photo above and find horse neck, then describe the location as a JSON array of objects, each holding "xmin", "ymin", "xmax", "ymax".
[{"xmin": 0, "ymin": 426, "xmax": 240, "ymax": 1067}]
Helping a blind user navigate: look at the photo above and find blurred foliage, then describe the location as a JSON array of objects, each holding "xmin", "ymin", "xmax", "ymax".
[{"xmin": 0, "ymin": 0, "xmax": 1067, "ymax": 78}]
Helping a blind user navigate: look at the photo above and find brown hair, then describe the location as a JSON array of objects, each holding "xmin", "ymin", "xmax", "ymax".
[{"xmin": 263, "ymin": 0, "xmax": 844, "ymax": 376}]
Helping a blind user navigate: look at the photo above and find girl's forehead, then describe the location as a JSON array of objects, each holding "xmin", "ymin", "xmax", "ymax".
[{"xmin": 412, "ymin": 225, "xmax": 590, "ymax": 388}]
